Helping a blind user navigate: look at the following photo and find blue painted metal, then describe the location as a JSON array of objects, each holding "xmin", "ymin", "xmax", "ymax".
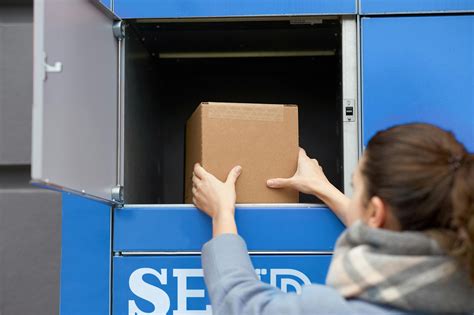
[
  {"xmin": 360, "ymin": 0, "xmax": 474, "ymax": 15},
  {"xmin": 113, "ymin": 0, "xmax": 356, "ymax": 19},
  {"xmin": 113, "ymin": 255, "xmax": 332, "ymax": 315},
  {"xmin": 100, "ymin": 0, "xmax": 111, "ymax": 9},
  {"xmin": 60, "ymin": 193, "xmax": 112, "ymax": 315},
  {"xmin": 362, "ymin": 15, "xmax": 474, "ymax": 151},
  {"xmin": 114, "ymin": 206, "xmax": 345, "ymax": 252}
]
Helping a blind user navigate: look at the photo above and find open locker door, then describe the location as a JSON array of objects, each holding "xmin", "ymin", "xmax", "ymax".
[{"xmin": 32, "ymin": 0, "xmax": 119, "ymax": 202}]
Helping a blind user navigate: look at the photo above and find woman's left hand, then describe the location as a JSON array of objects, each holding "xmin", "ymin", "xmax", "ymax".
[{"xmin": 192, "ymin": 163, "xmax": 242, "ymax": 237}]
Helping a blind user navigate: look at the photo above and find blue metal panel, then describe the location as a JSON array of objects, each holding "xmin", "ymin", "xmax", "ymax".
[
  {"xmin": 113, "ymin": 255, "xmax": 332, "ymax": 315},
  {"xmin": 114, "ymin": 206, "xmax": 344, "ymax": 252},
  {"xmin": 113, "ymin": 0, "xmax": 356, "ymax": 19},
  {"xmin": 362, "ymin": 15, "xmax": 474, "ymax": 151},
  {"xmin": 100, "ymin": 0, "xmax": 111, "ymax": 9},
  {"xmin": 360, "ymin": 0, "xmax": 474, "ymax": 14},
  {"xmin": 60, "ymin": 193, "xmax": 111, "ymax": 315}
]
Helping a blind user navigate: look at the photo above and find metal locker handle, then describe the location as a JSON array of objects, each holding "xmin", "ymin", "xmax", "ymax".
[{"xmin": 43, "ymin": 52, "xmax": 63, "ymax": 80}]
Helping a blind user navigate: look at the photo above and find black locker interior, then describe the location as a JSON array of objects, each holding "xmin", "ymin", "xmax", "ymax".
[{"xmin": 123, "ymin": 19, "xmax": 343, "ymax": 204}]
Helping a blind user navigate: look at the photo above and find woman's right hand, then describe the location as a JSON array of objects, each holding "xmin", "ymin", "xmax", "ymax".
[
  {"xmin": 266, "ymin": 148, "xmax": 333, "ymax": 196},
  {"xmin": 267, "ymin": 148, "xmax": 351, "ymax": 226}
]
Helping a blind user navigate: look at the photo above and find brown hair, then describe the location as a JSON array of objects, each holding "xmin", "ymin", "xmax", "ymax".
[{"xmin": 361, "ymin": 123, "xmax": 474, "ymax": 281}]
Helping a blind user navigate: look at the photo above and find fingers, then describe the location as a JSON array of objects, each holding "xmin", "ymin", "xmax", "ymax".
[
  {"xmin": 192, "ymin": 190, "xmax": 203, "ymax": 211},
  {"xmin": 193, "ymin": 163, "xmax": 208, "ymax": 179},
  {"xmin": 192, "ymin": 173, "xmax": 201, "ymax": 186},
  {"xmin": 298, "ymin": 147, "xmax": 307, "ymax": 158},
  {"xmin": 298, "ymin": 148, "xmax": 309, "ymax": 162},
  {"xmin": 226, "ymin": 165, "xmax": 242, "ymax": 184},
  {"xmin": 267, "ymin": 178, "xmax": 292, "ymax": 188},
  {"xmin": 299, "ymin": 148, "xmax": 320, "ymax": 166},
  {"xmin": 192, "ymin": 196, "xmax": 201, "ymax": 210},
  {"xmin": 192, "ymin": 184, "xmax": 200, "ymax": 207}
]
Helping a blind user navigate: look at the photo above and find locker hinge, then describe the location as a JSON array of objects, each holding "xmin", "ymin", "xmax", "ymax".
[
  {"xmin": 111, "ymin": 185, "xmax": 124, "ymax": 203},
  {"xmin": 113, "ymin": 20, "xmax": 126, "ymax": 41}
]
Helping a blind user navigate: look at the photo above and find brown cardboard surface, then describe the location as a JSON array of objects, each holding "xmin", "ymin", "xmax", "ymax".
[{"xmin": 185, "ymin": 102, "xmax": 299, "ymax": 203}]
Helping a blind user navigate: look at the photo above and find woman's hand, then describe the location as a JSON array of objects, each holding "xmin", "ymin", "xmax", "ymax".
[
  {"xmin": 267, "ymin": 148, "xmax": 351, "ymax": 226},
  {"xmin": 267, "ymin": 148, "xmax": 332, "ymax": 195},
  {"xmin": 192, "ymin": 163, "xmax": 242, "ymax": 237}
]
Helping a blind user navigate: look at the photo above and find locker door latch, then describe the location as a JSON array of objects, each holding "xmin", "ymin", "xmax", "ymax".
[
  {"xmin": 43, "ymin": 52, "xmax": 63, "ymax": 81},
  {"xmin": 343, "ymin": 99, "xmax": 356, "ymax": 122}
]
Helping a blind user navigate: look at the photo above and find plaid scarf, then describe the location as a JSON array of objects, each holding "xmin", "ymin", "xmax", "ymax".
[{"xmin": 326, "ymin": 221, "xmax": 474, "ymax": 314}]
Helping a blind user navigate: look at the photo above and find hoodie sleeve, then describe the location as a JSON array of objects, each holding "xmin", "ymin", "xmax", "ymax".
[{"xmin": 201, "ymin": 233, "xmax": 353, "ymax": 315}]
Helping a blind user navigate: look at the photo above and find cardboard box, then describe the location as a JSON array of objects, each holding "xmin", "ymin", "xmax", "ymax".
[{"xmin": 185, "ymin": 102, "xmax": 299, "ymax": 203}]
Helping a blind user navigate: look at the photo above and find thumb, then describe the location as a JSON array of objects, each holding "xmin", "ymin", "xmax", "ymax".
[
  {"xmin": 226, "ymin": 165, "xmax": 242, "ymax": 184},
  {"xmin": 267, "ymin": 178, "xmax": 292, "ymax": 189}
]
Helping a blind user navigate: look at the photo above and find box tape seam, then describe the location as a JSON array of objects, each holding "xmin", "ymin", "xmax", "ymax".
[{"xmin": 207, "ymin": 104, "xmax": 284, "ymax": 122}]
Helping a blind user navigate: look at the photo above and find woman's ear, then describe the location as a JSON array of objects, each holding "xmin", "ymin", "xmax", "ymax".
[{"xmin": 366, "ymin": 196, "xmax": 387, "ymax": 228}]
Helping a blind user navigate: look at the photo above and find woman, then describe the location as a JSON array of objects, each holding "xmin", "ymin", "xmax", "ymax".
[{"xmin": 191, "ymin": 123, "xmax": 474, "ymax": 314}]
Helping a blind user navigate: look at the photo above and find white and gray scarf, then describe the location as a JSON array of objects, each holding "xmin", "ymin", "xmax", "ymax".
[{"xmin": 326, "ymin": 221, "xmax": 474, "ymax": 314}]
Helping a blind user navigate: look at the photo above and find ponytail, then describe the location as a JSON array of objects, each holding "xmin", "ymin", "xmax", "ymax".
[
  {"xmin": 363, "ymin": 124, "xmax": 474, "ymax": 283},
  {"xmin": 450, "ymin": 154, "xmax": 474, "ymax": 282}
]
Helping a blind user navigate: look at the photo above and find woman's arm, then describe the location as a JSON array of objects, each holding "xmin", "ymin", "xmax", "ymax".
[
  {"xmin": 202, "ymin": 232, "xmax": 353, "ymax": 315},
  {"xmin": 192, "ymin": 147, "xmax": 358, "ymax": 231},
  {"xmin": 192, "ymin": 161, "xmax": 354, "ymax": 314},
  {"xmin": 267, "ymin": 148, "xmax": 356, "ymax": 226}
]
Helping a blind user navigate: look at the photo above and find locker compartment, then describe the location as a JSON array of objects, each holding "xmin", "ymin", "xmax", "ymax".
[
  {"xmin": 113, "ymin": 254, "xmax": 332, "ymax": 315},
  {"xmin": 362, "ymin": 16, "xmax": 474, "ymax": 151},
  {"xmin": 123, "ymin": 19, "xmax": 346, "ymax": 204}
]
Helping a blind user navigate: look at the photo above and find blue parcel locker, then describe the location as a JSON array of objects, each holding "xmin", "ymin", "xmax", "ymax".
[
  {"xmin": 39, "ymin": 1, "xmax": 352, "ymax": 313},
  {"xmin": 362, "ymin": 15, "xmax": 474, "ymax": 151},
  {"xmin": 113, "ymin": 255, "xmax": 332, "ymax": 315},
  {"xmin": 45, "ymin": 1, "xmax": 473, "ymax": 314},
  {"xmin": 113, "ymin": 0, "xmax": 357, "ymax": 19}
]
